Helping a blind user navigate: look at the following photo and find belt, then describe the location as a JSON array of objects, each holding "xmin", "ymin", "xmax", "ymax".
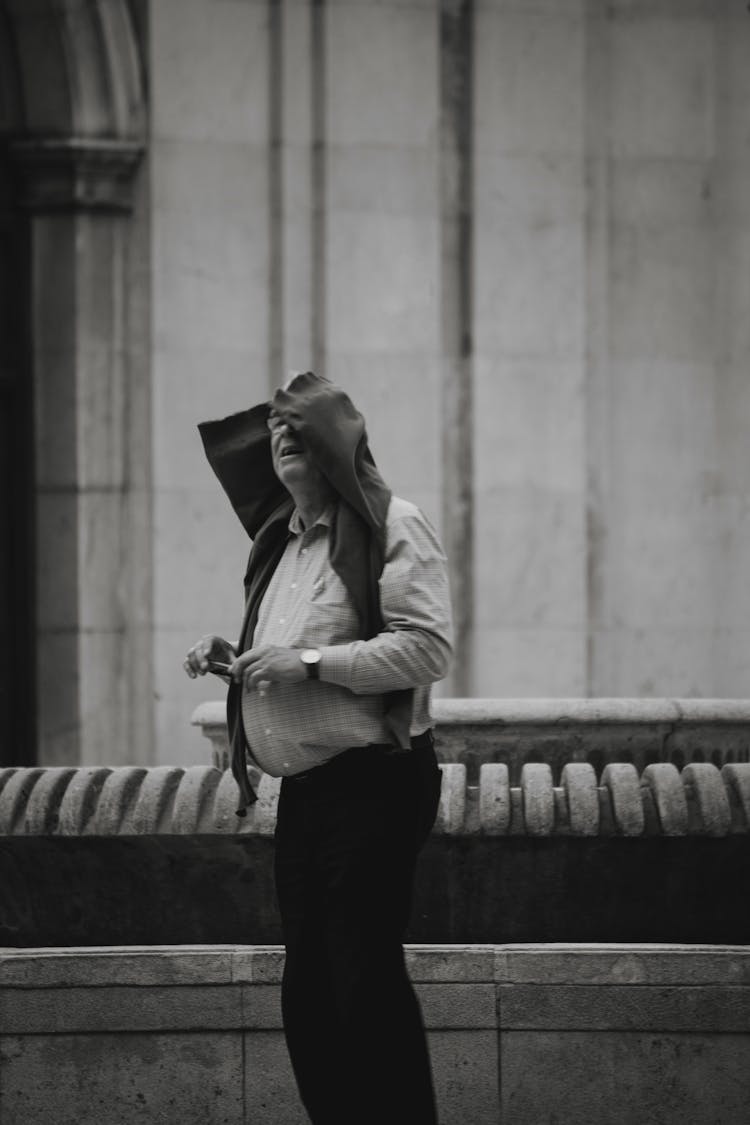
[
  {"xmin": 411, "ymin": 728, "xmax": 435, "ymax": 751},
  {"xmin": 286, "ymin": 729, "xmax": 434, "ymax": 785}
]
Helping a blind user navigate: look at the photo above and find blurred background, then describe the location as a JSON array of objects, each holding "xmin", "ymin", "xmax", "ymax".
[{"xmin": 0, "ymin": 0, "xmax": 748, "ymax": 770}]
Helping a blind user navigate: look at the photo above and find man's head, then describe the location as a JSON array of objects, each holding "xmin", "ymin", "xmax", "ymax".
[
  {"xmin": 199, "ymin": 369, "xmax": 390, "ymax": 543},
  {"xmin": 266, "ymin": 400, "xmax": 335, "ymax": 520}
]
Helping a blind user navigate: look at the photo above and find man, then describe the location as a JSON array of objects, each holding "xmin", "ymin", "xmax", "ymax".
[{"xmin": 185, "ymin": 372, "xmax": 453, "ymax": 1124}]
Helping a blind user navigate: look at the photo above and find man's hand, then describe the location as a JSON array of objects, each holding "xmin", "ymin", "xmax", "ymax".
[
  {"xmin": 230, "ymin": 645, "xmax": 307, "ymax": 690},
  {"xmin": 184, "ymin": 635, "xmax": 237, "ymax": 678}
]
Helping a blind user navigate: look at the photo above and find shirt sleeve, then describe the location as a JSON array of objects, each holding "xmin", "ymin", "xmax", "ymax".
[{"xmin": 318, "ymin": 503, "xmax": 454, "ymax": 694}]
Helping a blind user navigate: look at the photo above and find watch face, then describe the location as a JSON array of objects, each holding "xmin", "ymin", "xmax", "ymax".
[{"xmin": 301, "ymin": 648, "xmax": 321, "ymax": 680}]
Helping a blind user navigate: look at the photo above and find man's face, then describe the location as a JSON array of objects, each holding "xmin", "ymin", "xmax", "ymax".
[{"xmin": 268, "ymin": 411, "xmax": 315, "ymax": 489}]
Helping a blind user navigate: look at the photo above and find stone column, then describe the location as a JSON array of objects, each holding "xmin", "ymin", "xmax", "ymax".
[
  {"xmin": 440, "ymin": 0, "xmax": 475, "ymax": 697},
  {"xmin": 583, "ymin": 0, "xmax": 746, "ymax": 698},
  {"xmin": 11, "ymin": 137, "xmax": 148, "ymax": 767}
]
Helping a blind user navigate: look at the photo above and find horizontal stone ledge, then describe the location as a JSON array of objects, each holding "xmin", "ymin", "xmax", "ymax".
[
  {"xmin": 1, "ymin": 759, "xmax": 749, "ymax": 837},
  {"xmin": 192, "ymin": 696, "xmax": 750, "ymax": 746},
  {"xmin": 3, "ymin": 944, "xmax": 749, "ymax": 989},
  {"xmin": 434, "ymin": 698, "xmax": 750, "ymax": 726},
  {"xmin": 2, "ymin": 945, "xmax": 749, "ymax": 1036}
]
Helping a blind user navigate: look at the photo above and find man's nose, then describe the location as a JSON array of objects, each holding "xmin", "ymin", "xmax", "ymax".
[{"xmin": 274, "ymin": 421, "xmax": 300, "ymax": 444}]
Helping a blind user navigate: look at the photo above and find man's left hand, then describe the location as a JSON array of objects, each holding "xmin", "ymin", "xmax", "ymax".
[{"xmin": 230, "ymin": 645, "xmax": 307, "ymax": 690}]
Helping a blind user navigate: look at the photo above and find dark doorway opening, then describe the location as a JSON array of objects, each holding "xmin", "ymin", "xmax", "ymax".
[{"xmin": 0, "ymin": 147, "xmax": 35, "ymax": 767}]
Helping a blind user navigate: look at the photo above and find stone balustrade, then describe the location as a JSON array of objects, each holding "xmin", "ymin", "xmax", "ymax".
[
  {"xmin": 2, "ymin": 699, "xmax": 749, "ymax": 947},
  {"xmin": 191, "ymin": 697, "xmax": 750, "ymax": 780},
  {"xmin": 1, "ymin": 758, "xmax": 749, "ymax": 838}
]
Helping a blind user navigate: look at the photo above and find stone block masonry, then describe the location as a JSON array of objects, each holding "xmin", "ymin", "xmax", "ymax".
[{"xmin": 1, "ymin": 944, "xmax": 749, "ymax": 1125}]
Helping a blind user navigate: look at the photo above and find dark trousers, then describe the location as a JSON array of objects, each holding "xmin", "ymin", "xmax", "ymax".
[{"xmin": 274, "ymin": 741, "xmax": 442, "ymax": 1125}]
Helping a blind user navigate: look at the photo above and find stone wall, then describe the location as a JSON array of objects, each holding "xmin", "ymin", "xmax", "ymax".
[
  {"xmin": 2, "ymin": 944, "xmax": 749, "ymax": 1125},
  {"xmin": 151, "ymin": 0, "xmax": 750, "ymax": 767}
]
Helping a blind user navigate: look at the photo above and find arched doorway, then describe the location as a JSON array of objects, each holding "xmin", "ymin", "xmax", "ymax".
[{"xmin": 0, "ymin": 0, "xmax": 149, "ymax": 768}]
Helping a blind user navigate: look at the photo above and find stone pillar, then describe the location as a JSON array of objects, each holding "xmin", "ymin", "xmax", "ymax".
[
  {"xmin": 583, "ymin": 0, "xmax": 748, "ymax": 697},
  {"xmin": 440, "ymin": 0, "xmax": 475, "ymax": 697},
  {"xmin": 472, "ymin": 1, "xmax": 588, "ymax": 697},
  {"xmin": 11, "ymin": 137, "xmax": 147, "ymax": 767}
]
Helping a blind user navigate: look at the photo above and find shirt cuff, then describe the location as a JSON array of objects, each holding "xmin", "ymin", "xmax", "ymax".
[{"xmin": 318, "ymin": 644, "xmax": 355, "ymax": 691}]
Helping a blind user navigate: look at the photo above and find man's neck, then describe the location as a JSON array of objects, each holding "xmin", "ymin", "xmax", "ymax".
[{"xmin": 288, "ymin": 485, "xmax": 333, "ymax": 531}]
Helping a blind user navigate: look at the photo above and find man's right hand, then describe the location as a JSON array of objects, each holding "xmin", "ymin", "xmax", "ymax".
[{"xmin": 183, "ymin": 635, "xmax": 237, "ymax": 678}]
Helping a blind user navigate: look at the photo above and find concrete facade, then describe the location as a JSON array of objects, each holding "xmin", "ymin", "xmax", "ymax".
[
  {"xmin": 0, "ymin": 1, "xmax": 749, "ymax": 768},
  {"xmin": 149, "ymin": 0, "xmax": 750, "ymax": 765}
]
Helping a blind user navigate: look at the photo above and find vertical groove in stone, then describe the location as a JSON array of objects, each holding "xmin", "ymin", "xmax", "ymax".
[
  {"xmin": 268, "ymin": 0, "xmax": 284, "ymax": 393},
  {"xmin": 712, "ymin": 4, "xmax": 735, "ymax": 692},
  {"xmin": 311, "ymin": 0, "xmax": 326, "ymax": 376},
  {"xmin": 583, "ymin": 0, "xmax": 611, "ymax": 696},
  {"xmin": 440, "ymin": 0, "xmax": 474, "ymax": 697}
]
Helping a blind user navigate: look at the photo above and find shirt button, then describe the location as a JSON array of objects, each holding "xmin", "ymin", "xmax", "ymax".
[
  {"xmin": 291, "ymin": 582, "xmax": 297, "ymax": 590},
  {"xmin": 279, "ymin": 617, "xmax": 285, "ymax": 624},
  {"xmin": 301, "ymin": 548, "xmax": 308, "ymax": 556},
  {"xmin": 265, "ymin": 728, "xmax": 272, "ymax": 736}
]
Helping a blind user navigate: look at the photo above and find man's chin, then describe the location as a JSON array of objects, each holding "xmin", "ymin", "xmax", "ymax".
[{"xmin": 276, "ymin": 457, "xmax": 309, "ymax": 486}]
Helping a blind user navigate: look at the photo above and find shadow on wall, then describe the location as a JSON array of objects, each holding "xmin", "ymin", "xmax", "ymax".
[{"xmin": 2, "ymin": 832, "xmax": 749, "ymax": 948}]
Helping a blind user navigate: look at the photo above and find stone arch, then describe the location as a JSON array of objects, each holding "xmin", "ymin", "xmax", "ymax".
[
  {"xmin": 2, "ymin": 0, "xmax": 146, "ymax": 210},
  {"xmin": 2, "ymin": 0, "xmax": 145, "ymax": 139}
]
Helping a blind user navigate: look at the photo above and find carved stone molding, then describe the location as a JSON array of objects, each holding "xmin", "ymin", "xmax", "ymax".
[
  {"xmin": 0, "ymin": 757, "xmax": 748, "ymax": 837},
  {"xmin": 1, "ymin": 0, "xmax": 146, "ymax": 139},
  {"xmin": 10, "ymin": 136, "xmax": 144, "ymax": 213}
]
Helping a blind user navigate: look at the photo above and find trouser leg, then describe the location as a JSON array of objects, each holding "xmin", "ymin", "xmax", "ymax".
[
  {"xmin": 275, "ymin": 748, "xmax": 442, "ymax": 1125},
  {"xmin": 275, "ymin": 788, "xmax": 345, "ymax": 1124}
]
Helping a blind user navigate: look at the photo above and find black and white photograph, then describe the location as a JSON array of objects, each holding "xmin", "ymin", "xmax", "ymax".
[{"xmin": 1, "ymin": 1, "xmax": 749, "ymax": 1122}]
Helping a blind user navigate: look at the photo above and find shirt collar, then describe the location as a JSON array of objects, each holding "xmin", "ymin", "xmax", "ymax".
[{"xmin": 288, "ymin": 502, "xmax": 336, "ymax": 537}]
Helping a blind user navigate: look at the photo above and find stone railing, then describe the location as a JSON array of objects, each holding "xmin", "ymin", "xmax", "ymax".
[
  {"xmin": 2, "ymin": 699, "xmax": 749, "ymax": 947},
  {"xmin": 2, "ymin": 757, "xmax": 750, "ymax": 838},
  {"xmin": 0, "ymin": 698, "xmax": 748, "ymax": 838},
  {"xmin": 191, "ymin": 697, "xmax": 750, "ymax": 780},
  {"xmin": 2, "ymin": 943, "xmax": 749, "ymax": 1125}
]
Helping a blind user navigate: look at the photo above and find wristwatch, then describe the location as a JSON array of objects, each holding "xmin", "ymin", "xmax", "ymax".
[{"xmin": 299, "ymin": 648, "xmax": 321, "ymax": 680}]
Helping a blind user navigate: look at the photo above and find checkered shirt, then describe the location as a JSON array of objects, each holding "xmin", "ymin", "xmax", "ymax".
[{"xmin": 240, "ymin": 495, "xmax": 453, "ymax": 776}]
